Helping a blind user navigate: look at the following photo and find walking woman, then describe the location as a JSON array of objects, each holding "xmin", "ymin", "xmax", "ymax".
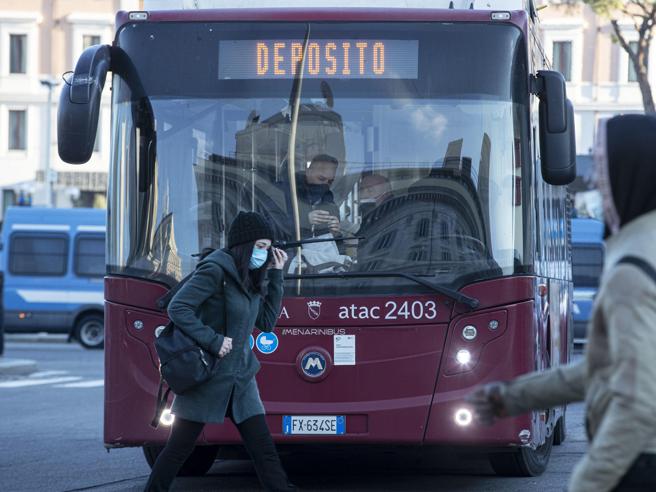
[{"xmin": 145, "ymin": 211, "xmax": 296, "ymax": 491}]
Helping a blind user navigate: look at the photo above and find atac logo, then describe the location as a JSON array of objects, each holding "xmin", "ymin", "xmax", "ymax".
[
  {"xmin": 307, "ymin": 300, "xmax": 322, "ymax": 320},
  {"xmin": 301, "ymin": 351, "xmax": 327, "ymax": 378}
]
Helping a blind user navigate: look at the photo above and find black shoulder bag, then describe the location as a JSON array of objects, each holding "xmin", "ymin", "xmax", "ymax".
[{"xmin": 150, "ymin": 255, "xmax": 223, "ymax": 428}]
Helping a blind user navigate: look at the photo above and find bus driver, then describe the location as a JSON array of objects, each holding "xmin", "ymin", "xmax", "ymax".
[{"xmin": 289, "ymin": 154, "xmax": 340, "ymax": 238}]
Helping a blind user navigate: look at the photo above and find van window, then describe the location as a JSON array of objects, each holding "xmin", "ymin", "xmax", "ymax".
[
  {"xmin": 74, "ymin": 235, "xmax": 105, "ymax": 277},
  {"xmin": 9, "ymin": 234, "xmax": 68, "ymax": 276},
  {"xmin": 572, "ymin": 243, "xmax": 604, "ymax": 288}
]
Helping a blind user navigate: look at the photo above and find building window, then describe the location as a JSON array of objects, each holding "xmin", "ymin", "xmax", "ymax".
[
  {"xmin": 9, "ymin": 110, "xmax": 27, "ymax": 150},
  {"xmin": 83, "ymin": 34, "xmax": 101, "ymax": 50},
  {"xmin": 9, "ymin": 34, "xmax": 27, "ymax": 74},
  {"xmin": 628, "ymin": 41, "xmax": 642, "ymax": 82},
  {"xmin": 552, "ymin": 41, "xmax": 572, "ymax": 82},
  {"xmin": 74, "ymin": 235, "xmax": 106, "ymax": 277},
  {"xmin": 374, "ymin": 231, "xmax": 396, "ymax": 250},
  {"xmin": 415, "ymin": 218, "xmax": 430, "ymax": 239},
  {"xmin": 9, "ymin": 234, "xmax": 68, "ymax": 276},
  {"xmin": 408, "ymin": 248, "xmax": 426, "ymax": 262}
]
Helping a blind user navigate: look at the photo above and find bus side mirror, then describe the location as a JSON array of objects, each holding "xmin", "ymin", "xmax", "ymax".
[
  {"xmin": 57, "ymin": 44, "xmax": 111, "ymax": 164},
  {"xmin": 536, "ymin": 70, "xmax": 576, "ymax": 185}
]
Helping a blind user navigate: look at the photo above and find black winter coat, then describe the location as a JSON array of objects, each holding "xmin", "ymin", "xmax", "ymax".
[{"xmin": 168, "ymin": 249, "xmax": 283, "ymax": 424}]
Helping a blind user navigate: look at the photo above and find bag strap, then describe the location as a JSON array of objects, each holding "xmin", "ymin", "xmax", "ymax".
[
  {"xmin": 150, "ymin": 376, "xmax": 172, "ymax": 429},
  {"xmin": 156, "ymin": 272, "xmax": 194, "ymax": 311},
  {"xmin": 155, "ymin": 249, "xmax": 217, "ymax": 311},
  {"xmin": 616, "ymin": 256, "xmax": 656, "ymax": 286}
]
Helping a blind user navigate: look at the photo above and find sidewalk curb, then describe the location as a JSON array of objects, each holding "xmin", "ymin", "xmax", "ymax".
[{"xmin": 0, "ymin": 358, "xmax": 38, "ymax": 376}]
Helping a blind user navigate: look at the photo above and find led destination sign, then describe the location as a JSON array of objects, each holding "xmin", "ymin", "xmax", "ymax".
[{"xmin": 218, "ymin": 39, "xmax": 418, "ymax": 80}]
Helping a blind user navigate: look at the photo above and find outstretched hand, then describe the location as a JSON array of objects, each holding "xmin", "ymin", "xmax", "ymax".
[
  {"xmin": 270, "ymin": 247, "xmax": 288, "ymax": 270},
  {"xmin": 465, "ymin": 381, "xmax": 509, "ymax": 425}
]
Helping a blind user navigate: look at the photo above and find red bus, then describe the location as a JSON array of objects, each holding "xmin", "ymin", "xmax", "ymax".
[{"xmin": 58, "ymin": 0, "xmax": 576, "ymax": 479}]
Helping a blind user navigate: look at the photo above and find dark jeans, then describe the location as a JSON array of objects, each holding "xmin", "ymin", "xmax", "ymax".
[
  {"xmin": 612, "ymin": 454, "xmax": 656, "ymax": 491},
  {"xmin": 144, "ymin": 414, "xmax": 295, "ymax": 491}
]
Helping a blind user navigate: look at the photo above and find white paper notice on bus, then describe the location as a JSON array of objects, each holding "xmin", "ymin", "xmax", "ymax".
[{"xmin": 334, "ymin": 335, "xmax": 356, "ymax": 366}]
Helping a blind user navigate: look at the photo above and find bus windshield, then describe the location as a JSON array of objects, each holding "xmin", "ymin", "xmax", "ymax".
[{"xmin": 108, "ymin": 21, "xmax": 531, "ymax": 295}]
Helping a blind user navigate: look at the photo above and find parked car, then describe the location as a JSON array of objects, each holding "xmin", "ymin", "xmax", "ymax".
[
  {"xmin": 571, "ymin": 218, "xmax": 604, "ymax": 343},
  {"xmin": 0, "ymin": 207, "xmax": 105, "ymax": 349}
]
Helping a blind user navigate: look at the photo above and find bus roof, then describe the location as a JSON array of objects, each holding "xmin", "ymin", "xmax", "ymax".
[
  {"xmin": 120, "ymin": 3, "xmax": 530, "ymax": 29},
  {"xmin": 2, "ymin": 207, "xmax": 106, "ymax": 230},
  {"xmin": 142, "ymin": 0, "xmax": 529, "ymax": 10},
  {"xmin": 571, "ymin": 218, "xmax": 604, "ymax": 244}
]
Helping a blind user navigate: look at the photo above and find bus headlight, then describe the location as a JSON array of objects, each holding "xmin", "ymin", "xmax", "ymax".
[
  {"xmin": 454, "ymin": 408, "xmax": 473, "ymax": 427},
  {"xmin": 160, "ymin": 408, "xmax": 175, "ymax": 427},
  {"xmin": 444, "ymin": 310, "xmax": 507, "ymax": 376},
  {"xmin": 456, "ymin": 349, "xmax": 472, "ymax": 365}
]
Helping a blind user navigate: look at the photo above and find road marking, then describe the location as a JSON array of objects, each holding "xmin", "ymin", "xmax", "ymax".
[
  {"xmin": 0, "ymin": 376, "xmax": 82, "ymax": 388},
  {"xmin": 54, "ymin": 379, "xmax": 104, "ymax": 388},
  {"xmin": 28, "ymin": 370, "xmax": 69, "ymax": 378}
]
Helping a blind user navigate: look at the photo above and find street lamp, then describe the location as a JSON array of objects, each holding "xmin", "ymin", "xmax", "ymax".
[{"xmin": 40, "ymin": 77, "xmax": 59, "ymax": 208}]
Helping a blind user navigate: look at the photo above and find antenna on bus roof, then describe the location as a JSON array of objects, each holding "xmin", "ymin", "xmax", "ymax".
[
  {"xmin": 449, "ymin": 1, "xmax": 454, "ymax": 8},
  {"xmin": 469, "ymin": 1, "xmax": 474, "ymax": 8}
]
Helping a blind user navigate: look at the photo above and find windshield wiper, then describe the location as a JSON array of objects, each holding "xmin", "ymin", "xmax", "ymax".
[
  {"xmin": 285, "ymin": 271, "xmax": 480, "ymax": 310},
  {"xmin": 275, "ymin": 236, "xmax": 364, "ymax": 250}
]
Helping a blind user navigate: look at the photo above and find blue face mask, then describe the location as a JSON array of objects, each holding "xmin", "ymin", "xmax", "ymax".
[{"xmin": 249, "ymin": 247, "xmax": 268, "ymax": 270}]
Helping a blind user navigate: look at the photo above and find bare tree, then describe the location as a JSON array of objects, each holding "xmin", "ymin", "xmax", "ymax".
[{"xmin": 558, "ymin": 1, "xmax": 656, "ymax": 113}]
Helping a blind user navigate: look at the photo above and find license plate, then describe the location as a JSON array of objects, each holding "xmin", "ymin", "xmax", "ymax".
[{"xmin": 282, "ymin": 415, "xmax": 345, "ymax": 435}]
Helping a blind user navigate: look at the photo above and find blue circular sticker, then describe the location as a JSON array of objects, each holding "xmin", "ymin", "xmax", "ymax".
[
  {"xmin": 256, "ymin": 332, "xmax": 279, "ymax": 354},
  {"xmin": 249, "ymin": 334, "xmax": 255, "ymax": 350}
]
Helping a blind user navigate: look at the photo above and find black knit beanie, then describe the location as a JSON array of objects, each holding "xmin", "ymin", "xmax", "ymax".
[{"xmin": 227, "ymin": 212, "xmax": 275, "ymax": 248}]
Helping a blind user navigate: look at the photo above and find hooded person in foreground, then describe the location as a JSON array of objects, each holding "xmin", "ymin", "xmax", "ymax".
[{"xmin": 467, "ymin": 114, "xmax": 656, "ymax": 492}]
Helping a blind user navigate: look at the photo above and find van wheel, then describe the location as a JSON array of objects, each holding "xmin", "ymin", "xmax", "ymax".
[
  {"xmin": 143, "ymin": 444, "xmax": 219, "ymax": 476},
  {"xmin": 75, "ymin": 314, "xmax": 104, "ymax": 349},
  {"xmin": 489, "ymin": 431, "xmax": 554, "ymax": 477}
]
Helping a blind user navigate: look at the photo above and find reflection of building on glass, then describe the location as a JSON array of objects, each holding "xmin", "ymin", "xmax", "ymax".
[
  {"xmin": 150, "ymin": 212, "xmax": 182, "ymax": 280},
  {"xmin": 127, "ymin": 136, "xmax": 183, "ymax": 281},
  {"xmin": 358, "ymin": 174, "xmax": 393, "ymax": 216},
  {"xmin": 192, "ymin": 153, "xmax": 239, "ymax": 251},
  {"xmin": 478, "ymin": 134, "xmax": 492, "ymax": 242},
  {"xmin": 355, "ymin": 136, "xmax": 498, "ymax": 277}
]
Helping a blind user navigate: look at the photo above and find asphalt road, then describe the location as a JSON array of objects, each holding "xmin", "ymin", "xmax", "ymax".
[{"xmin": 0, "ymin": 340, "xmax": 587, "ymax": 492}]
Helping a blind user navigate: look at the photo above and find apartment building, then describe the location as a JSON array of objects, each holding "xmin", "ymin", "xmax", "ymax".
[
  {"xmin": 0, "ymin": 0, "xmax": 138, "ymax": 215},
  {"xmin": 539, "ymin": 2, "xmax": 649, "ymax": 154},
  {"xmin": 537, "ymin": 1, "xmax": 650, "ymax": 216}
]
